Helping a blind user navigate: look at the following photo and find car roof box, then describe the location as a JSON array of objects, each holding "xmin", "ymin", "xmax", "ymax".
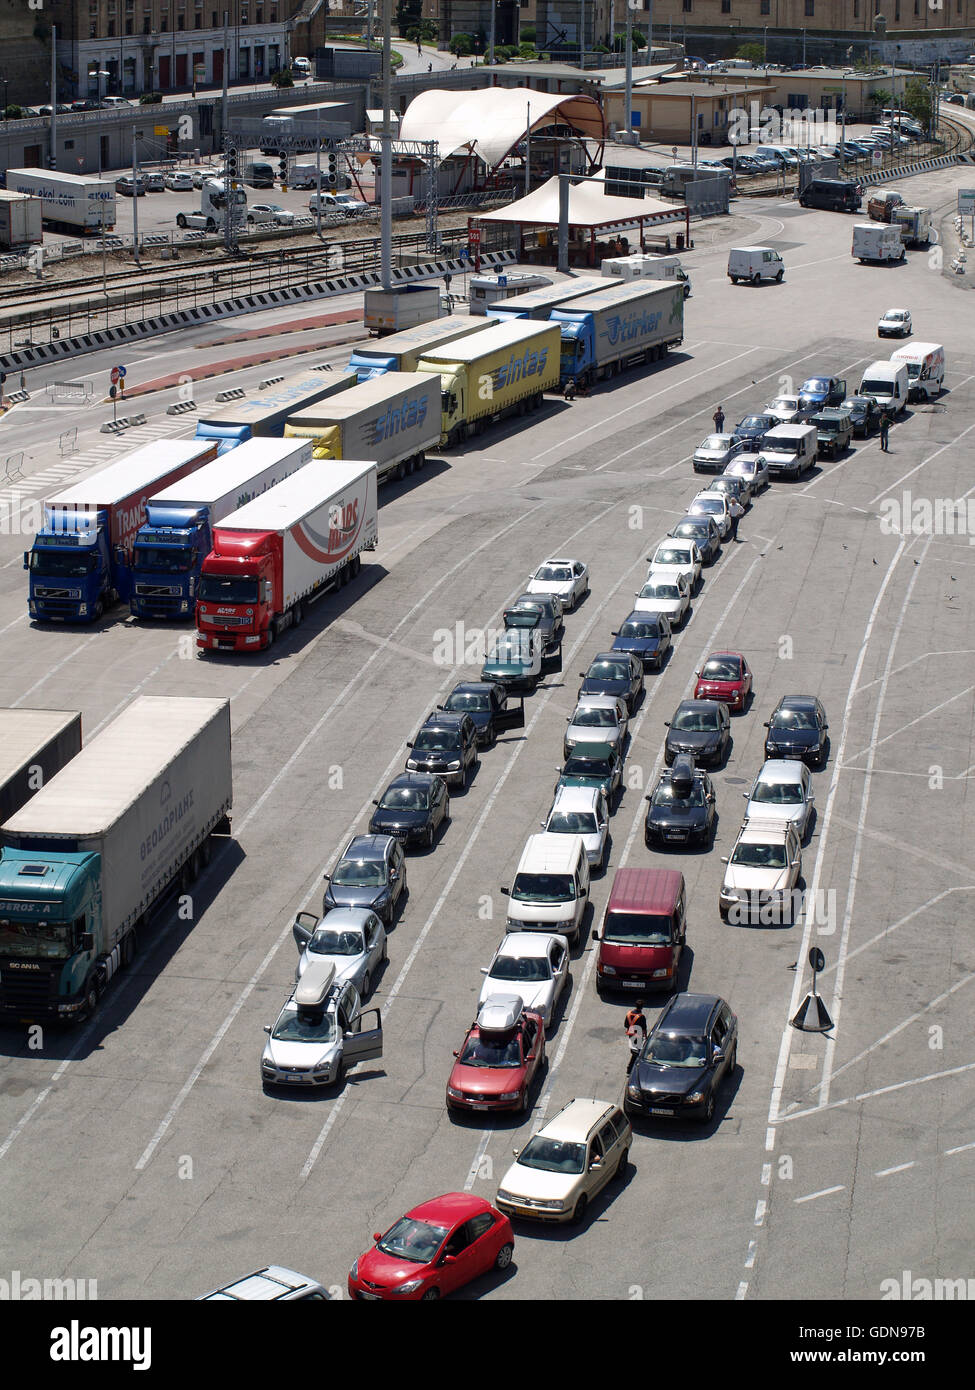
[
  {"xmin": 294, "ymin": 960, "xmax": 336, "ymax": 1008},
  {"xmin": 477, "ymin": 993, "xmax": 523, "ymax": 1034},
  {"xmin": 670, "ymin": 754, "xmax": 695, "ymax": 796}
]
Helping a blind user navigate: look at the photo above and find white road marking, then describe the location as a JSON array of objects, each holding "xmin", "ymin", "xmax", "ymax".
[
  {"xmin": 736, "ymin": 1281, "xmax": 749, "ymax": 1300},
  {"xmin": 875, "ymin": 1162, "xmax": 915, "ymax": 1178},
  {"xmin": 843, "ymin": 685, "xmax": 975, "ymax": 766},
  {"xmin": 944, "ymin": 1141, "xmax": 975, "ymax": 1157},
  {"xmin": 777, "ymin": 1060, "xmax": 975, "ymax": 1124},
  {"xmin": 816, "ymin": 888, "xmax": 975, "ymax": 977},
  {"xmin": 794, "ymin": 1185, "xmax": 845, "ymax": 1204},
  {"xmin": 867, "ymin": 406, "xmax": 975, "ymax": 506},
  {"xmin": 854, "ymin": 650, "xmax": 975, "ymax": 696},
  {"xmin": 754, "ymin": 1200, "xmax": 767, "ymax": 1225}
]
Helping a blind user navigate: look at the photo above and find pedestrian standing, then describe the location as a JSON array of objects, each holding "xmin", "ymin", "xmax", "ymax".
[
  {"xmin": 626, "ymin": 1026, "xmax": 643, "ymax": 1074},
  {"xmin": 624, "ymin": 1000, "xmax": 647, "ymax": 1041},
  {"xmin": 713, "ymin": 405, "xmax": 725, "ymax": 433},
  {"xmin": 417, "ymin": 39, "xmax": 422, "ymax": 55},
  {"xmin": 879, "ymin": 407, "xmax": 891, "ymax": 451}
]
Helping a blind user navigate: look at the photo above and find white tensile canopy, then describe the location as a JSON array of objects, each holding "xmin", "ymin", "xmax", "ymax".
[
  {"xmin": 476, "ymin": 175, "xmax": 680, "ymax": 229},
  {"xmin": 399, "ymin": 86, "xmax": 605, "ymax": 171}
]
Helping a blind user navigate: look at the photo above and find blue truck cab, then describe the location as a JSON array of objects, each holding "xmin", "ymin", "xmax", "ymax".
[
  {"xmin": 193, "ymin": 421, "xmax": 254, "ymax": 454},
  {"xmin": 25, "ymin": 508, "xmax": 122, "ymax": 623},
  {"xmin": 0, "ymin": 849, "xmax": 102, "ymax": 1020},
  {"xmin": 130, "ymin": 503, "xmax": 212, "ymax": 619},
  {"xmin": 347, "ymin": 349, "xmax": 397, "ymax": 383}
]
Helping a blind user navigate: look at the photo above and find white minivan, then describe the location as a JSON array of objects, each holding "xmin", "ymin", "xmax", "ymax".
[
  {"xmin": 727, "ymin": 247, "xmax": 785, "ymax": 284},
  {"xmin": 502, "ymin": 833, "xmax": 590, "ymax": 946},
  {"xmin": 859, "ymin": 359, "xmax": 910, "ymax": 415},
  {"xmin": 889, "ymin": 342, "xmax": 945, "ymax": 401}
]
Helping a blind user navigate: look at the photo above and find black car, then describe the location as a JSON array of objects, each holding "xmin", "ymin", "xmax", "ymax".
[
  {"xmin": 578, "ymin": 652, "xmax": 644, "ymax": 714},
  {"xmin": 843, "ymin": 394, "xmax": 881, "ymax": 438},
  {"xmin": 369, "ymin": 773, "xmax": 449, "ymax": 851},
  {"xmin": 505, "ymin": 592, "xmax": 564, "ymax": 661},
  {"xmin": 644, "ymin": 755, "xmax": 716, "ymax": 849},
  {"xmin": 764, "ymin": 695, "xmax": 829, "ymax": 768},
  {"xmin": 624, "ymin": 992, "xmax": 738, "ymax": 1124},
  {"xmin": 439, "ymin": 682, "xmax": 524, "ymax": 747},
  {"xmin": 611, "ymin": 611, "xmax": 672, "ymax": 670},
  {"xmin": 664, "ymin": 699, "xmax": 731, "ymax": 768},
  {"xmin": 670, "ymin": 515, "xmax": 721, "ymax": 566},
  {"xmin": 323, "ymin": 834, "xmax": 407, "ymax": 926},
  {"xmin": 732, "ymin": 413, "xmax": 775, "ymax": 445},
  {"xmin": 406, "ymin": 711, "xmax": 479, "ymax": 788},
  {"xmin": 71, "ymin": 98, "xmax": 102, "ymax": 112}
]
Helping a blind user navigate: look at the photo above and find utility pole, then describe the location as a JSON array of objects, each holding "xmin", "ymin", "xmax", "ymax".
[
  {"xmin": 131, "ymin": 128, "xmax": 142, "ymax": 265},
  {"xmin": 557, "ymin": 172, "xmax": 569, "ymax": 272},
  {"xmin": 315, "ymin": 106, "xmax": 323, "ymax": 238},
  {"xmin": 489, "ymin": 0, "xmax": 496, "ymax": 65},
  {"xmin": 221, "ymin": 11, "xmax": 229, "ymax": 139},
  {"xmin": 49, "ymin": 23, "xmax": 58, "ymax": 170},
  {"xmin": 380, "ymin": 0, "xmax": 392, "ymax": 289},
  {"xmin": 625, "ymin": 2, "xmax": 633, "ymax": 138},
  {"xmin": 525, "ymin": 100, "xmax": 531, "ymax": 195},
  {"xmin": 691, "ymin": 92, "xmax": 697, "ymax": 167}
]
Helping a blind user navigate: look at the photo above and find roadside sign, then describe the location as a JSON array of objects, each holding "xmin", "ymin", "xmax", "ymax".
[
  {"xmin": 871, "ymin": 149, "xmax": 882, "ymax": 165},
  {"xmin": 117, "ymin": 365, "xmax": 127, "ymax": 378},
  {"xmin": 958, "ymin": 188, "xmax": 975, "ymax": 213},
  {"xmin": 469, "ymin": 227, "xmax": 481, "ymax": 246},
  {"xmin": 498, "ymin": 274, "xmax": 507, "ymax": 287},
  {"xmin": 458, "ymin": 247, "xmax": 469, "ymax": 260},
  {"xmin": 110, "ymin": 367, "xmax": 119, "ymax": 384},
  {"xmin": 672, "ymin": 144, "xmax": 678, "ymax": 159}
]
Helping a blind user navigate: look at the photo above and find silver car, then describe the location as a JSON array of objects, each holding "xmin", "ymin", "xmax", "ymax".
[
  {"xmin": 693, "ymin": 433, "xmax": 742, "ymax": 474},
  {"xmin": 292, "ymin": 907, "xmax": 387, "ymax": 999},
  {"xmin": 743, "ymin": 760, "xmax": 815, "ymax": 840},
  {"xmin": 261, "ymin": 960, "xmax": 383, "ymax": 1088},
  {"xmin": 719, "ymin": 819, "xmax": 802, "ymax": 924},
  {"xmin": 479, "ymin": 931, "xmax": 570, "ymax": 1029},
  {"xmin": 724, "ymin": 452, "xmax": 770, "ymax": 495},
  {"xmin": 564, "ymin": 695, "xmax": 628, "ymax": 757}
]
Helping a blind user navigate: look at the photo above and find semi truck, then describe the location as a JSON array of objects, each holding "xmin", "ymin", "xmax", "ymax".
[
  {"xmin": 0, "ymin": 191, "xmax": 43, "ymax": 250},
  {"xmin": 25, "ymin": 440, "xmax": 218, "ymax": 624},
  {"xmin": 0, "ymin": 696, "xmax": 232, "ymax": 1022},
  {"xmin": 282, "ymin": 372, "xmax": 440, "ymax": 483},
  {"xmin": 550, "ymin": 279, "xmax": 685, "ymax": 389},
  {"xmin": 196, "ymin": 461, "xmax": 379, "ymax": 653},
  {"xmin": 347, "ymin": 316, "xmax": 490, "ymax": 383},
  {"xmin": 175, "ymin": 178, "xmax": 247, "ymax": 233},
  {"xmin": 364, "ymin": 285, "xmax": 442, "ymax": 336},
  {"xmin": 194, "ymin": 369, "xmax": 357, "ymax": 452},
  {"xmin": 5, "ymin": 169, "xmax": 115, "ymax": 234},
  {"xmin": 485, "ymin": 276, "xmax": 604, "ymax": 322},
  {"xmin": 130, "ymin": 438, "xmax": 313, "ymax": 620},
  {"xmin": 414, "ymin": 318, "xmax": 561, "ymax": 447},
  {"xmin": 0, "ymin": 710, "xmax": 82, "ymax": 826}
]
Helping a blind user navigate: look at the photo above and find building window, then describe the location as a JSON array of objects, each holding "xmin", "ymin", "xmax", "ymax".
[
  {"xmin": 804, "ymin": 0, "xmax": 813, "ymax": 13},
  {"xmin": 90, "ymin": 22, "xmax": 97, "ymax": 35},
  {"xmin": 760, "ymin": 0, "xmax": 770, "ymax": 11},
  {"xmin": 257, "ymin": 7, "xmax": 263, "ymax": 20},
  {"xmin": 212, "ymin": 11, "xmax": 218, "ymax": 23},
  {"xmin": 682, "ymin": 0, "xmax": 691, "ymax": 11},
  {"xmin": 144, "ymin": 18, "xmax": 151, "ymax": 31},
  {"xmin": 854, "ymin": 0, "xmax": 859, "ymax": 14},
  {"xmin": 195, "ymin": 12, "xmax": 201, "ymax": 24},
  {"xmin": 913, "ymin": 0, "xmax": 919, "ymax": 13},
  {"xmin": 894, "ymin": 0, "xmax": 899, "ymax": 16},
  {"xmin": 721, "ymin": 0, "xmax": 730, "ymax": 11},
  {"xmin": 161, "ymin": 15, "xmax": 167, "ymax": 28},
  {"xmin": 126, "ymin": 17, "xmax": 133, "ymax": 30},
  {"xmin": 108, "ymin": 18, "xmax": 115, "ymax": 33},
  {"xmin": 178, "ymin": 13, "xmax": 185, "ymax": 26}
]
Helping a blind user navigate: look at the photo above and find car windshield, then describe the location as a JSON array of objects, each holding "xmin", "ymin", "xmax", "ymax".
[
  {"xmin": 272, "ymin": 1008, "xmax": 336, "ymax": 1043},
  {"xmin": 769, "ymin": 398, "xmax": 797, "ymax": 411},
  {"xmin": 133, "ymin": 546, "xmax": 194, "ymax": 572},
  {"xmin": 308, "ymin": 928, "xmax": 364, "ymax": 956},
  {"xmin": 653, "ymin": 549, "xmax": 688, "ymax": 567},
  {"xmin": 643, "ymin": 583, "xmax": 678, "ymax": 600},
  {"xmin": 803, "ymin": 379, "xmax": 830, "ymax": 393},
  {"xmin": 740, "ymin": 416, "xmax": 767, "ymax": 429},
  {"xmin": 573, "ymin": 708, "xmax": 617, "ymax": 727},
  {"xmin": 752, "ymin": 781, "xmax": 803, "ymax": 804},
  {"xmin": 413, "ymin": 730, "xmax": 460, "ymax": 752},
  {"xmin": 672, "ymin": 708, "xmax": 719, "ymax": 731},
  {"xmin": 673, "ymin": 522, "xmax": 706, "ymax": 538},
  {"xmin": 619, "ymin": 620, "xmax": 659, "ymax": 638},
  {"xmin": 30, "ymin": 549, "xmax": 97, "ymax": 577},
  {"xmin": 860, "ymin": 378, "xmax": 892, "ymax": 397},
  {"xmin": 491, "ymin": 956, "xmax": 551, "ymax": 983},
  {"xmin": 331, "ymin": 860, "xmax": 385, "ymax": 887},
  {"xmin": 563, "ymin": 755, "xmax": 612, "ymax": 777},
  {"xmin": 771, "ymin": 708, "xmax": 819, "ymax": 730},
  {"xmin": 646, "ymin": 1034, "xmax": 709, "ymax": 1067},
  {"xmin": 535, "ymin": 566, "xmax": 571, "ymax": 582},
  {"xmin": 701, "ymin": 658, "xmax": 740, "ymax": 680},
  {"xmin": 517, "ymin": 1137, "xmax": 586, "ymax": 1175},
  {"xmin": 588, "ymin": 662, "xmax": 627, "ymax": 681},
  {"xmin": 654, "ymin": 782, "xmax": 705, "ymax": 807},
  {"xmin": 459, "ymin": 1033, "xmax": 522, "ymax": 1067},
  {"xmin": 732, "ymin": 841, "xmax": 788, "ymax": 868},
  {"xmin": 699, "ymin": 434, "xmax": 728, "ymax": 449},
  {"xmin": 492, "ymin": 637, "xmax": 528, "ymax": 661},
  {"xmin": 512, "ymin": 872, "xmax": 573, "ymax": 902},
  {"xmin": 380, "ymin": 786, "xmax": 429, "ymax": 809},
  {"xmin": 603, "ymin": 911, "xmax": 673, "ymax": 946},
  {"xmin": 548, "ymin": 810, "xmax": 599, "ymax": 835},
  {"xmin": 378, "ymin": 1218, "xmax": 449, "ymax": 1264},
  {"xmin": 771, "ymin": 439, "xmax": 800, "ymax": 454},
  {"xmin": 198, "ymin": 574, "xmax": 259, "ymax": 603},
  {"xmin": 691, "ymin": 498, "xmax": 723, "ymax": 514}
]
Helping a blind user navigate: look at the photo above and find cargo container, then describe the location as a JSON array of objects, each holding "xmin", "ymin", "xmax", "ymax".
[
  {"xmin": 25, "ymin": 440, "xmax": 218, "ymax": 624},
  {"xmin": 0, "ymin": 710, "xmax": 83, "ymax": 826},
  {"xmin": 485, "ymin": 276, "xmax": 604, "ymax": 322},
  {"xmin": 130, "ymin": 438, "xmax": 313, "ymax": 620},
  {"xmin": 194, "ymin": 369, "xmax": 357, "ymax": 452},
  {"xmin": 347, "ymin": 316, "xmax": 489, "ymax": 382},
  {"xmin": 468, "ymin": 272, "xmax": 552, "ymax": 314},
  {"xmin": 0, "ymin": 190, "xmax": 43, "ymax": 250},
  {"xmin": 364, "ymin": 285, "xmax": 441, "ymax": 336},
  {"xmin": 550, "ymin": 280, "xmax": 685, "ymax": 388},
  {"xmin": 414, "ymin": 319, "xmax": 561, "ymax": 447},
  {"xmin": 283, "ymin": 372, "xmax": 440, "ymax": 483},
  {"xmin": 0, "ymin": 696, "xmax": 232, "ymax": 1022},
  {"xmin": 5, "ymin": 169, "xmax": 115, "ymax": 234},
  {"xmin": 196, "ymin": 461, "xmax": 378, "ymax": 653}
]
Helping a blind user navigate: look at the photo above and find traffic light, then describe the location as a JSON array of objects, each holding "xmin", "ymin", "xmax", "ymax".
[
  {"xmin": 325, "ymin": 150, "xmax": 337, "ymax": 188},
  {"xmin": 225, "ymin": 146, "xmax": 238, "ymax": 180},
  {"xmin": 278, "ymin": 150, "xmax": 288, "ymax": 184}
]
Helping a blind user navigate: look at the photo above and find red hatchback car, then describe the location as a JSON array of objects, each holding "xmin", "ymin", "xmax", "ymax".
[
  {"xmin": 693, "ymin": 651, "xmax": 752, "ymax": 712},
  {"xmin": 446, "ymin": 994, "xmax": 546, "ymax": 1113},
  {"xmin": 348, "ymin": 1193, "xmax": 514, "ymax": 1300}
]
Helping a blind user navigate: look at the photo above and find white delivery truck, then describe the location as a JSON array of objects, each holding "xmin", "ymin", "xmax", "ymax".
[
  {"xmin": 0, "ymin": 697, "xmax": 232, "ymax": 1021},
  {"xmin": 889, "ymin": 342, "xmax": 945, "ymax": 401},
  {"xmin": 5, "ymin": 169, "xmax": 115, "ymax": 233},
  {"xmin": 283, "ymin": 372, "xmax": 441, "ymax": 483},
  {"xmin": 891, "ymin": 206, "xmax": 933, "ymax": 248},
  {"xmin": 0, "ymin": 709, "xmax": 83, "ymax": 826},
  {"xmin": 468, "ymin": 273, "xmax": 553, "ymax": 314},
  {"xmin": 859, "ymin": 359, "xmax": 910, "ymax": 414},
  {"xmin": 758, "ymin": 423, "xmax": 819, "ymax": 481},
  {"xmin": 727, "ymin": 247, "xmax": 785, "ymax": 284},
  {"xmin": 0, "ymin": 191, "xmax": 43, "ymax": 250},
  {"xmin": 852, "ymin": 222, "xmax": 905, "ymax": 263}
]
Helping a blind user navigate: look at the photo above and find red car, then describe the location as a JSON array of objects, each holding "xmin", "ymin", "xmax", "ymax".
[
  {"xmin": 446, "ymin": 994, "xmax": 545, "ymax": 1113},
  {"xmin": 348, "ymin": 1192, "xmax": 514, "ymax": 1300},
  {"xmin": 693, "ymin": 651, "xmax": 752, "ymax": 712}
]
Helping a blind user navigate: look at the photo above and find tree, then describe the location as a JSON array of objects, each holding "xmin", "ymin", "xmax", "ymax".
[
  {"xmin": 271, "ymin": 70, "xmax": 294, "ymax": 88},
  {"xmin": 613, "ymin": 29, "xmax": 647, "ymax": 51},
  {"xmin": 870, "ymin": 87, "xmax": 892, "ymax": 113},
  {"xmin": 520, "ymin": 25, "xmax": 536, "ymax": 44},
  {"xmin": 903, "ymin": 77, "xmax": 932, "ymax": 126},
  {"xmin": 449, "ymin": 32, "xmax": 473, "ymax": 56},
  {"xmin": 736, "ymin": 42, "xmax": 766, "ymax": 64}
]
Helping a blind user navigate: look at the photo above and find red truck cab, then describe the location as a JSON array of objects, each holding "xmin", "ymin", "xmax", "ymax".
[
  {"xmin": 196, "ymin": 528, "xmax": 278, "ymax": 652},
  {"xmin": 595, "ymin": 867, "xmax": 686, "ymax": 994}
]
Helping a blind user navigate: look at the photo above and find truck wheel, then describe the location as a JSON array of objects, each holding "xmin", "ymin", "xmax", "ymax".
[
  {"xmin": 206, "ymin": 218, "xmax": 216, "ymax": 232},
  {"xmin": 265, "ymin": 623, "xmax": 275, "ymax": 648},
  {"xmin": 352, "ymin": 555, "xmax": 361, "ymax": 576},
  {"xmin": 93, "ymin": 599, "xmax": 104, "ymax": 621},
  {"xmin": 395, "ymin": 459, "xmax": 406, "ymax": 481},
  {"xmin": 82, "ymin": 976, "xmax": 100, "ymax": 1020},
  {"xmin": 177, "ymin": 214, "xmax": 187, "ymax": 228},
  {"xmin": 775, "ymin": 270, "xmax": 784, "ymax": 282},
  {"xmin": 200, "ymin": 834, "xmax": 213, "ymax": 867},
  {"xmin": 122, "ymin": 931, "xmax": 137, "ymax": 968},
  {"xmin": 752, "ymin": 272, "xmax": 761, "ymax": 284},
  {"xmin": 293, "ymin": 600, "xmax": 304, "ymax": 627},
  {"xmin": 415, "ymin": 452, "xmax": 425, "ymax": 470}
]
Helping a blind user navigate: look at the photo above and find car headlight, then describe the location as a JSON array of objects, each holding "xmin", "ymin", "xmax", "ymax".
[
  {"xmin": 446, "ymin": 1086, "xmax": 464, "ymax": 1099},
  {"xmin": 556, "ymin": 919, "xmax": 576, "ymax": 932},
  {"xmin": 723, "ymin": 891, "xmax": 740, "ymax": 904},
  {"xmin": 687, "ymin": 1088, "xmax": 707, "ymax": 1103},
  {"xmin": 393, "ymin": 1279, "xmax": 424, "ymax": 1296},
  {"xmin": 651, "ymin": 967, "xmax": 672, "ymax": 978},
  {"xmin": 350, "ymin": 1259, "xmax": 358, "ymax": 1280},
  {"xmin": 600, "ymin": 964, "xmax": 618, "ymax": 976},
  {"xmin": 498, "ymin": 1091, "xmax": 521, "ymax": 1101},
  {"xmin": 496, "ymin": 1189, "xmax": 517, "ymax": 1204},
  {"xmin": 447, "ymin": 760, "xmax": 462, "ymax": 770},
  {"xmin": 626, "ymin": 1083, "xmax": 641, "ymax": 1099},
  {"xmin": 312, "ymin": 1061, "xmax": 332, "ymax": 1075}
]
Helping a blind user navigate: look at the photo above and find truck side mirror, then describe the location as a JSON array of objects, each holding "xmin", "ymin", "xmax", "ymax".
[
  {"xmin": 114, "ymin": 546, "xmax": 125, "ymax": 567},
  {"xmin": 80, "ymin": 933, "xmax": 94, "ymax": 953},
  {"xmin": 22, "ymin": 552, "xmax": 29, "ymax": 570}
]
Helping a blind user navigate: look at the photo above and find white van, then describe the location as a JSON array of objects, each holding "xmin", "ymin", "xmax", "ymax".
[
  {"xmin": 889, "ymin": 342, "xmax": 945, "ymax": 401},
  {"xmin": 859, "ymin": 359, "xmax": 910, "ymax": 415},
  {"xmin": 759, "ymin": 423, "xmax": 818, "ymax": 480},
  {"xmin": 852, "ymin": 222, "xmax": 905, "ymax": 263},
  {"xmin": 502, "ymin": 833, "xmax": 590, "ymax": 946},
  {"xmin": 728, "ymin": 247, "xmax": 785, "ymax": 284}
]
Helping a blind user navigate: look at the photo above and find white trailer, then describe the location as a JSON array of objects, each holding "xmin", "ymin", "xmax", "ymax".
[
  {"xmin": 852, "ymin": 222, "xmax": 905, "ymax": 263},
  {"xmin": 0, "ymin": 191, "xmax": 43, "ymax": 250},
  {"xmin": 283, "ymin": 372, "xmax": 441, "ymax": 483},
  {"xmin": 0, "ymin": 709, "xmax": 83, "ymax": 826},
  {"xmin": 5, "ymin": 169, "xmax": 115, "ymax": 233}
]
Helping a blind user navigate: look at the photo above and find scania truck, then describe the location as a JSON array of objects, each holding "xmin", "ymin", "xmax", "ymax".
[
  {"xmin": 550, "ymin": 279, "xmax": 684, "ymax": 389},
  {"xmin": 0, "ymin": 696, "xmax": 232, "ymax": 1022},
  {"xmin": 193, "ymin": 369, "xmax": 357, "ymax": 453},
  {"xmin": 0, "ymin": 710, "xmax": 82, "ymax": 826},
  {"xmin": 283, "ymin": 372, "xmax": 440, "ymax": 482},
  {"xmin": 130, "ymin": 438, "xmax": 313, "ymax": 619},
  {"xmin": 25, "ymin": 440, "xmax": 218, "ymax": 623}
]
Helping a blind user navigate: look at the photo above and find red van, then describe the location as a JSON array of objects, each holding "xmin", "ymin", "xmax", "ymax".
[{"xmin": 594, "ymin": 868, "xmax": 686, "ymax": 994}]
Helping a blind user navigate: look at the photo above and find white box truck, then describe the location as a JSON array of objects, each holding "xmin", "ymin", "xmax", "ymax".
[
  {"xmin": 0, "ymin": 696, "xmax": 232, "ymax": 1022},
  {"xmin": 0, "ymin": 709, "xmax": 83, "ymax": 826},
  {"xmin": 364, "ymin": 285, "xmax": 442, "ymax": 335},
  {"xmin": 5, "ymin": 169, "xmax": 116, "ymax": 233},
  {"xmin": 889, "ymin": 343, "xmax": 945, "ymax": 401},
  {"xmin": 283, "ymin": 372, "xmax": 441, "ymax": 483},
  {"xmin": 852, "ymin": 222, "xmax": 905, "ymax": 263},
  {"xmin": 197, "ymin": 461, "xmax": 379, "ymax": 652},
  {"xmin": 0, "ymin": 191, "xmax": 43, "ymax": 250}
]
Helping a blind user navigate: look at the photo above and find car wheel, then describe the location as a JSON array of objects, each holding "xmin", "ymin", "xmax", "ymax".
[
  {"xmin": 615, "ymin": 1147, "xmax": 630, "ymax": 1180},
  {"xmin": 421, "ymin": 1286, "xmax": 441, "ymax": 1301},
  {"xmin": 176, "ymin": 213, "xmax": 187, "ymax": 228},
  {"xmin": 516, "ymin": 1087, "xmax": 529, "ymax": 1114},
  {"xmin": 775, "ymin": 269, "xmax": 784, "ymax": 282},
  {"xmin": 700, "ymin": 1092, "xmax": 716, "ymax": 1124},
  {"xmin": 495, "ymin": 1242, "xmax": 514, "ymax": 1271},
  {"xmin": 751, "ymin": 272, "xmax": 761, "ymax": 284},
  {"xmin": 425, "ymin": 825, "xmax": 435, "ymax": 851},
  {"xmin": 571, "ymin": 1194, "xmax": 589, "ymax": 1225}
]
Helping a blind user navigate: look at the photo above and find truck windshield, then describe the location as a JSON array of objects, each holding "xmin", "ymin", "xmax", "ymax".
[
  {"xmin": 603, "ymin": 911, "xmax": 673, "ymax": 945},
  {"xmin": 860, "ymin": 379, "xmax": 891, "ymax": 396},
  {"xmin": 134, "ymin": 546, "xmax": 194, "ymax": 572},
  {"xmin": 29, "ymin": 550, "xmax": 96, "ymax": 578},
  {"xmin": 0, "ymin": 918, "xmax": 73, "ymax": 960},
  {"xmin": 198, "ymin": 575, "xmax": 259, "ymax": 603}
]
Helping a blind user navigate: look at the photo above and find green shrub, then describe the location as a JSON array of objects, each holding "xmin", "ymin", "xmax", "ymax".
[
  {"xmin": 139, "ymin": 92, "xmax": 163, "ymax": 104},
  {"xmin": 449, "ymin": 32, "xmax": 473, "ymax": 56},
  {"xmin": 271, "ymin": 70, "xmax": 295, "ymax": 87}
]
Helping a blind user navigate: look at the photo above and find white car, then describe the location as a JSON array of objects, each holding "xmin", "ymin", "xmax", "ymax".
[
  {"xmin": 763, "ymin": 394, "xmax": 807, "ymax": 424},
  {"xmin": 495, "ymin": 1098, "xmax": 631, "ymax": 1225},
  {"xmin": 543, "ymin": 785, "xmax": 610, "ymax": 871},
  {"xmin": 634, "ymin": 572, "xmax": 691, "ymax": 627},
  {"xmin": 335, "ymin": 192, "xmax": 370, "ymax": 216},
  {"xmin": 564, "ymin": 695, "xmax": 628, "ymax": 756},
  {"xmin": 260, "ymin": 960, "xmax": 382, "ymax": 1088},
  {"xmin": 724, "ymin": 452, "xmax": 770, "ymax": 495},
  {"xmin": 647, "ymin": 539, "xmax": 702, "ymax": 590},
  {"xmin": 526, "ymin": 558, "xmax": 589, "ymax": 611},
  {"xmin": 688, "ymin": 491, "xmax": 734, "ymax": 540},
  {"xmin": 248, "ymin": 202, "xmax": 296, "ymax": 227},
  {"xmin": 164, "ymin": 169, "xmax": 195, "ymax": 192},
  {"xmin": 744, "ymin": 760, "xmax": 815, "ymax": 840},
  {"xmin": 245, "ymin": 204, "xmax": 279, "ymax": 226},
  {"xmin": 479, "ymin": 932, "xmax": 570, "ymax": 1029},
  {"xmin": 719, "ymin": 819, "xmax": 803, "ymax": 924},
  {"xmin": 877, "ymin": 307, "xmax": 912, "ymax": 338}
]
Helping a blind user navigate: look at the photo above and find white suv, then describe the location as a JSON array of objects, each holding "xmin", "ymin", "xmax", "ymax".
[
  {"xmin": 496, "ymin": 1099, "xmax": 631, "ymax": 1224},
  {"xmin": 719, "ymin": 818, "xmax": 802, "ymax": 924}
]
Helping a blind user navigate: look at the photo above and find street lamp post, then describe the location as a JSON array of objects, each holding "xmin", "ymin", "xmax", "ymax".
[{"xmin": 801, "ymin": 28, "xmax": 806, "ymax": 67}]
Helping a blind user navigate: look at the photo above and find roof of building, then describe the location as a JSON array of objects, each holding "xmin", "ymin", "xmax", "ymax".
[
  {"xmin": 398, "ymin": 85, "xmax": 605, "ymax": 170},
  {"xmin": 476, "ymin": 174, "xmax": 682, "ymax": 229}
]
